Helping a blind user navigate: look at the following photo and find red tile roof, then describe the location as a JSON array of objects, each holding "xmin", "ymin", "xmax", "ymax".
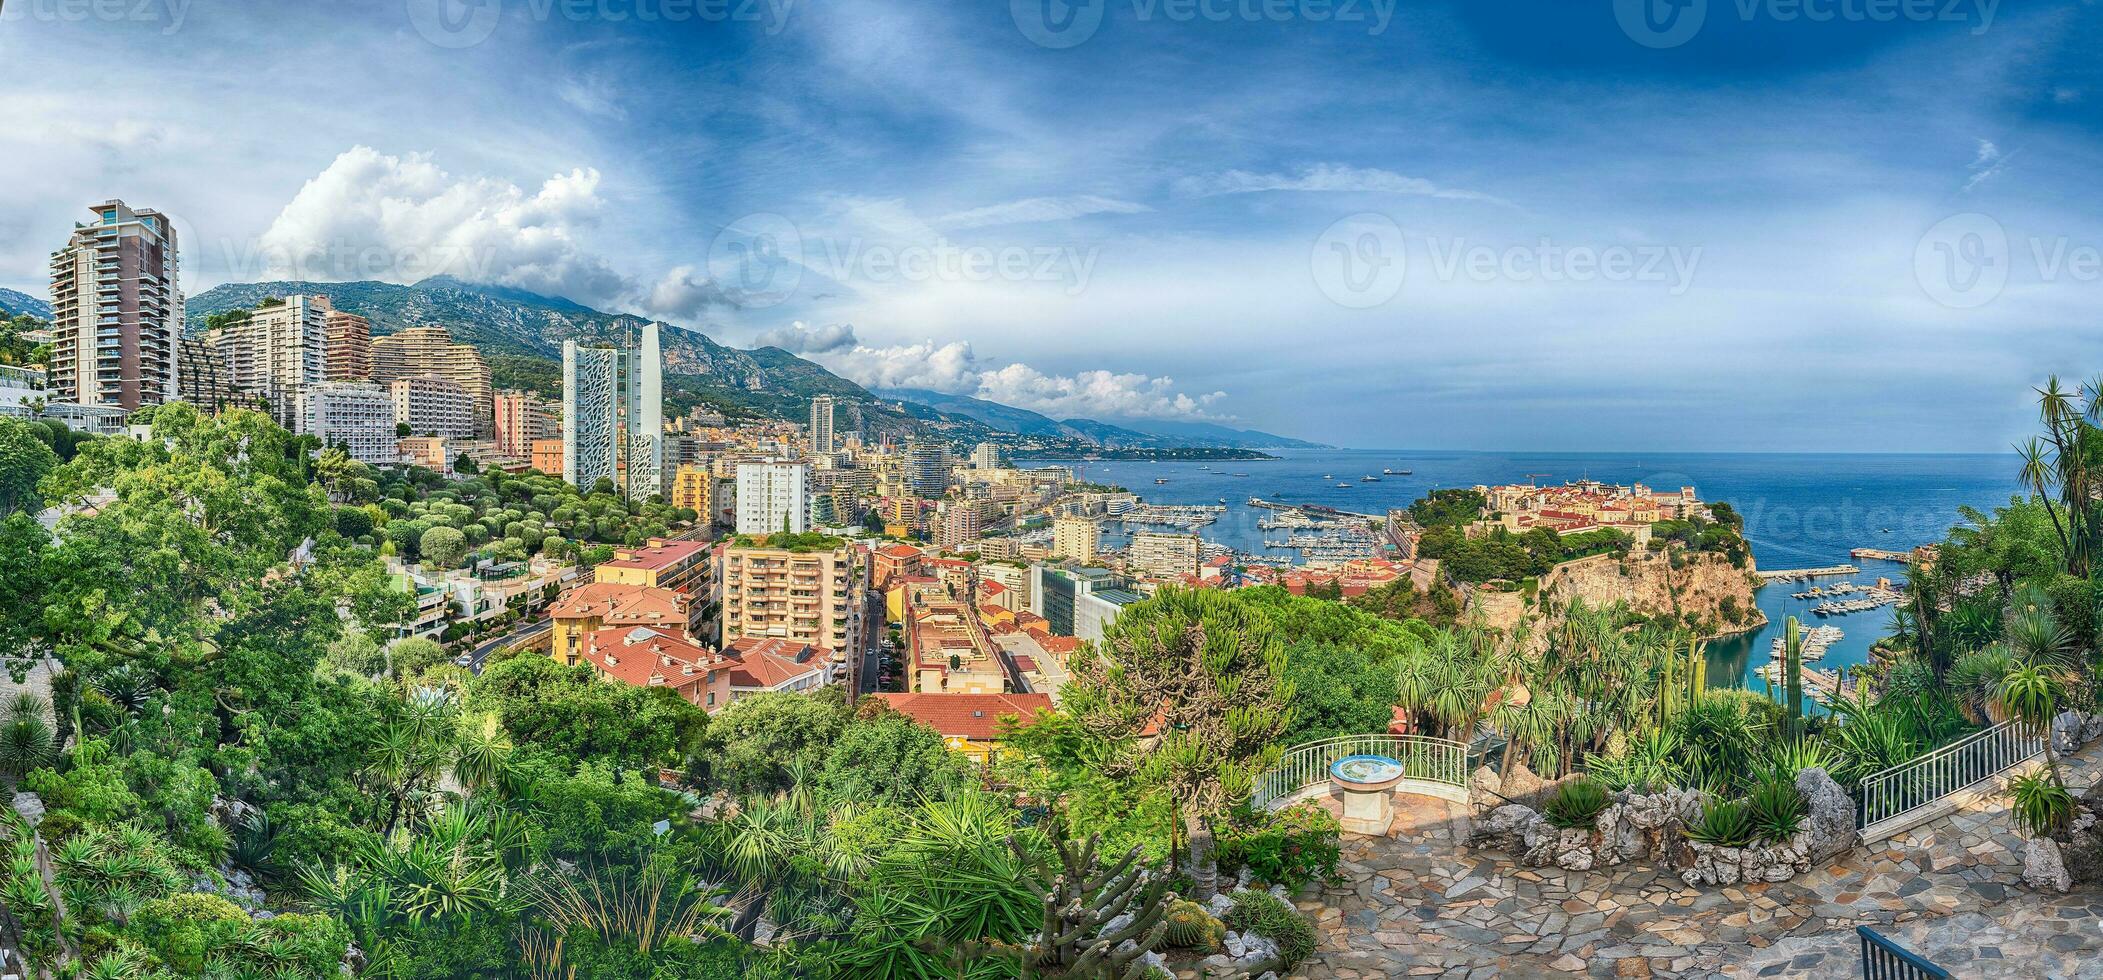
[
  {"xmin": 721, "ymin": 637, "xmax": 830, "ymax": 690},
  {"xmin": 575, "ymin": 626, "xmax": 721, "ymax": 698},
  {"xmin": 550, "ymin": 582, "xmax": 687, "ymax": 624},
  {"xmin": 599, "ymin": 539, "xmax": 708, "ymax": 572},
  {"xmin": 873, "ymin": 692, "xmax": 1054, "ymax": 741}
]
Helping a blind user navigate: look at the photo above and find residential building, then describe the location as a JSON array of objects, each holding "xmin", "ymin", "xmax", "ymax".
[
  {"xmin": 563, "ymin": 341, "xmax": 620, "ymax": 492},
  {"xmin": 670, "ymin": 464, "xmax": 715, "ymax": 523},
  {"xmin": 873, "ymin": 543, "xmax": 925, "ymax": 591},
  {"xmin": 390, "ymin": 374, "xmax": 475, "ymax": 440},
  {"xmin": 398, "ymin": 435, "xmax": 448, "ymax": 472},
  {"xmin": 48, "ymin": 199, "xmax": 181, "ymax": 412},
  {"xmin": 721, "ymin": 637, "xmax": 833, "ymax": 700},
  {"xmin": 548, "ymin": 582, "xmax": 693, "ymax": 664},
  {"xmin": 1128, "ymin": 530, "xmax": 1201, "ymax": 579},
  {"xmin": 325, "ymin": 308, "xmax": 371, "ymax": 380},
  {"xmin": 493, "ymin": 390, "xmax": 557, "ymax": 458},
  {"xmin": 300, "ymin": 381, "xmax": 396, "ymax": 467},
  {"xmin": 718, "ymin": 535, "xmax": 865, "ymax": 656},
  {"xmin": 899, "ymin": 577, "xmax": 1010, "ymax": 695},
  {"xmin": 175, "ymin": 336, "xmax": 239, "ymax": 413},
  {"xmin": 905, "ymin": 440, "xmax": 949, "ymax": 497},
  {"xmin": 207, "ymin": 294, "xmax": 331, "ymax": 431},
  {"xmin": 1029, "ymin": 565, "xmax": 1141, "ymax": 642},
  {"xmin": 1052, "ymin": 516, "xmax": 1098, "ymax": 562},
  {"xmin": 971, "ymin": 442, "xmax": 1003, "ymax": 470},
  {"xmin": 531, "ymin": 438, "xmax": 564, "ymax": 476},
  {"xmin": 735, "ymin": 462, "xmax": 810, "ymax": 535},
  {"xmin": 593, "ymin": 537, "xmax": 710, "ymax": 594},
  {"xmin": 935, "ymin": 505, "xmax": 982, "ymax": 552},
  {"xmin": 560, "ymin": 322, "xmax": 661, "ymax": 497},
  {"xmin": 873, "ymin": 692, "xmax": 1053, "ymax": 764},
  {"xmin": 809, "ymin": 394, "xmax": 836, "ymax": 453},
  {"xmin": 370, "ymin": 325, "xmax": 492, "ymax": 435},
  {"xmin": 574, "ymin": 625, "xmax": 732, "ymax": 713}
]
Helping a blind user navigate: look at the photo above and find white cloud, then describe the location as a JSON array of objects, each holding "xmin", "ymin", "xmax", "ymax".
[
  {"xmin": 251, "ymin": 146, "xmax": 629, "ymax": 303},
  {"xmin": 1964, "ymin": 139, "xmax": 2013, "ymax": 191},
  {"xmin": 807, "ymin": 334, "xmax": 1225, "ymax": 419},
  {"xmin": 647, "ymin": 265, "xmax": 733, "ymax": 320},
  {"xmin": 1175, "ymin": 163, "xmax": 1513, "ymax": 207},
  {"xmin": 754, "ymin": 321, "xmax": 859, "ymax": 354},
  {"xmin": 937, "ymin": 195, "xmax": 1151, "ymax": 230}
]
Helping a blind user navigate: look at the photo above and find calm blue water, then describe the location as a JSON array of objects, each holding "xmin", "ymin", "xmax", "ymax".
[{"xmin": 1024, "ymin": 450, "xmax": 2024, "ymax": 690}]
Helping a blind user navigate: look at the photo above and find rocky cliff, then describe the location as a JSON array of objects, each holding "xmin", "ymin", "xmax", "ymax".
[{"xmin": 1469, "ymin": 549, "xmax": 1764, "ymax": 644}]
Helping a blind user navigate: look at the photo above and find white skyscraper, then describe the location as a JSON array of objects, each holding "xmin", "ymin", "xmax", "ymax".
[
  {"xmin": 300, "ymin": 382, "xmax": 396, "ymax": 468},
  {"xmin": 736, "ymin": 462, "xmax": 811, "ymax": 535},
  {"xmin": 207, "ymin": 294, "xmax": 330, "ymax": 432},
  {"xmin": 561, "ymin": 321, "xmax": 663, "ymax": 497},
  {"xmin": 809, "ymin": 395, "xmax": 835, "ymax": 454},
  {"xmin": 563, "ymin": 341, "xmax": 620, "ymax": 492}
]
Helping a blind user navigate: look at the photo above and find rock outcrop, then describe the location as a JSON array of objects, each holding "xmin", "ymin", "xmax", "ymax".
[
  {"xmin": 1473, "ymin": 550, "xmax": 1762, "ymax": 650},
  {"xmin": 2023, "ymin": 837, "xmax": 2073, "ymax": 893},
  {"xmin": 1795, "ymin": 768, "xmax": 1857, "ymax": 861}
]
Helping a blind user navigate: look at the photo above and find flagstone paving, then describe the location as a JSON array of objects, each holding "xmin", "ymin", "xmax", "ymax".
[{"xmin": 1286, "ymin": 746, "xmax": 2103, "ymax": 979}]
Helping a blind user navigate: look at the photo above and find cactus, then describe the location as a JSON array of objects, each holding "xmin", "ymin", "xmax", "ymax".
[
  {"xmin": 1657, "ymin": 636, "xmax": 1709, "ymax": 725},
  {"xmin": 1161, "ymin": 899, "xmax": 1224, "ymax": 951},
  {"xmin": 1784, "ymin": 616, "xmax": 1805, "ymax": 738}
]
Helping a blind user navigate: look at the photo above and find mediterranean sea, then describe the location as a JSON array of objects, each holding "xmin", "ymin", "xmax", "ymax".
[{"xmin": 1019, "ymin": 449, "xmax": 2023, "ymax": 693}]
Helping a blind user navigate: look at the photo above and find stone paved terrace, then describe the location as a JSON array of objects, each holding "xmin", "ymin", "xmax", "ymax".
[{"xmin": 1286, "ymin": 743, "xmax": 2103, "ymax": 979}]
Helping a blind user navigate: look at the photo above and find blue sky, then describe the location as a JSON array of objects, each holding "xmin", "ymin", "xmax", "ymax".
[{"xmin": 2, "ymin": 0, "xmax": 2099, "ymax": 450}]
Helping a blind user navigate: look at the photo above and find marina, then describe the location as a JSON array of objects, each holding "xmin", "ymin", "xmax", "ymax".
[{"xmin": 1768, "ymin": 624, "xmax": 1844, "ymax": 662}]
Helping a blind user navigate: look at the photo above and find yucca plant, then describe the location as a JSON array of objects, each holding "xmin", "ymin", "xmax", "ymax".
[
  {"xmin": 1759, "ymin": 738, "xmax": 1837, "ymax": 778},
  {"xmin": 2008, "ymin": 771, "xmax": 2075, "ymax": 839},
  {"xmin": 1543, "ymin": 778, "xmax": 1611, "ymax": 829},
  {"xmin": 1745, "ymin": 777, "xmax": 1806, "ymax": 843},
  {"xmin": 1685, "ymin": 797, "xmax": 1757, "ymax": 848}
]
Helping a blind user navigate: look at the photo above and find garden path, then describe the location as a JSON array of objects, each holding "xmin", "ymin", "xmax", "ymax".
[{"xmin": 1282, "ymin": 743, "xmax": 2103, "ymax": 979}]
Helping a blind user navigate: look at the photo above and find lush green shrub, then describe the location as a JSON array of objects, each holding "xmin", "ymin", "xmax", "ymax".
[
  {"xmin": 2008, "ymin": 772, "xmax": 2075, "ymax": 838},
  {"xmin": 1218, "ymin": 803, "xmax": 1342, "ymax": 891},
  {"xmin": 1686, "ymin": 797, "xmax": 1758, "ymax": 847},
  {"xmin": 1746, "ymin": 776, "xmax": 1806, "ymax": 843},
  {"xmin": 1222, "ymin": 889, "xmax": 1316, "ymax": 968},
  {"xmin": 1544, "ymin": 778, "xmax": 1611, "ymax": 829}
]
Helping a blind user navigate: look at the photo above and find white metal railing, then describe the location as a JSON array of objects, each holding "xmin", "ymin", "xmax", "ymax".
[
  {"xmin": 1250, "ymin": 734, "xmax": 1468, "ymax": 810},
  {"xmin": 1855, "ymin": 720, "xmax": 2043, "ymax": 830}
]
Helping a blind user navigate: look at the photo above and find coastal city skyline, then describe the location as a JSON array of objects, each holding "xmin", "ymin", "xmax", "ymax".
[
  {"xmin": 5, "ymin": 1, "xmax": 2102, "ymax": 450},
  {"xmin": 8, "ymin": 4, "xmax": 2103, "ymax": 978}
]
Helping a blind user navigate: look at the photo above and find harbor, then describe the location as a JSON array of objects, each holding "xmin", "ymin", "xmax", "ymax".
[{"xmin": 1755, "ymin": 564, "xmax": 1860, "ymax": 582}]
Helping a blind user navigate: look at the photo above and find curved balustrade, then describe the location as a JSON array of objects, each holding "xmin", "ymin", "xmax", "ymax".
[{"xmin": 1250, "ymin": 734, "xmax": 1470, "ymax": 811}]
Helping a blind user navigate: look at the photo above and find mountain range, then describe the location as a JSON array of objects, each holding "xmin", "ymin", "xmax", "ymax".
[
  {"xmin": 0, "ymin": 287, "xmax": 51, "ymax": 320},
  {"xmin": 874, "ymin": 387, "xmax": 1323, "ymax": 449},
  {"xmin": 181, "ymin": 276, "xmax": 1323, "ymax": 449}
]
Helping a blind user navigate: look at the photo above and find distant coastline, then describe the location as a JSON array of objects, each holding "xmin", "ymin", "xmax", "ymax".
[{"xmin": 1017, "ymin": 447, "xmax": 1279, "ymax": 461}]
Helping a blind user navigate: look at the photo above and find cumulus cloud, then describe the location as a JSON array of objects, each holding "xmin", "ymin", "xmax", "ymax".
[
  {"xmin": 1175, "ymin": 163, "xmax": 1512, "ymax": 207},
  {"xmin": 251, "ymin": 146, "xmax": 629, "ymax": 303},
  {"xmin": 754, "ymin": 321, "xmax": 859, "ymax": 354},
  {"xmin": 647, "ymin": 265, "xmax": 734, "ymax": 321},
  {"xmin": 937, "ymin": 194, "xmax": 1151, "ymax": 230},
  {"xmin": 805, "ymin": 334, "xmax": 1226, "ymax": 420}
]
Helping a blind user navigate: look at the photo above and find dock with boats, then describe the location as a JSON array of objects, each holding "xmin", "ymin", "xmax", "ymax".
[{"xmin": 1756, "ymin": 564, "xmax": 1860, "ymax": 583}]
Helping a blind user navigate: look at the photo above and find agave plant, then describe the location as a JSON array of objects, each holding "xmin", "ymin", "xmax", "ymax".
[
  {"xmin": 1745, "ymin": 776, "xmax": 1806, "ymax": 843},
  {"xmin": 1543, "ymin": 778, "xmax": 1611, "ymax": 829},
  {"xmin": 1685, "ymin": 797, "xmax": 1757, "ymax": 848}
]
